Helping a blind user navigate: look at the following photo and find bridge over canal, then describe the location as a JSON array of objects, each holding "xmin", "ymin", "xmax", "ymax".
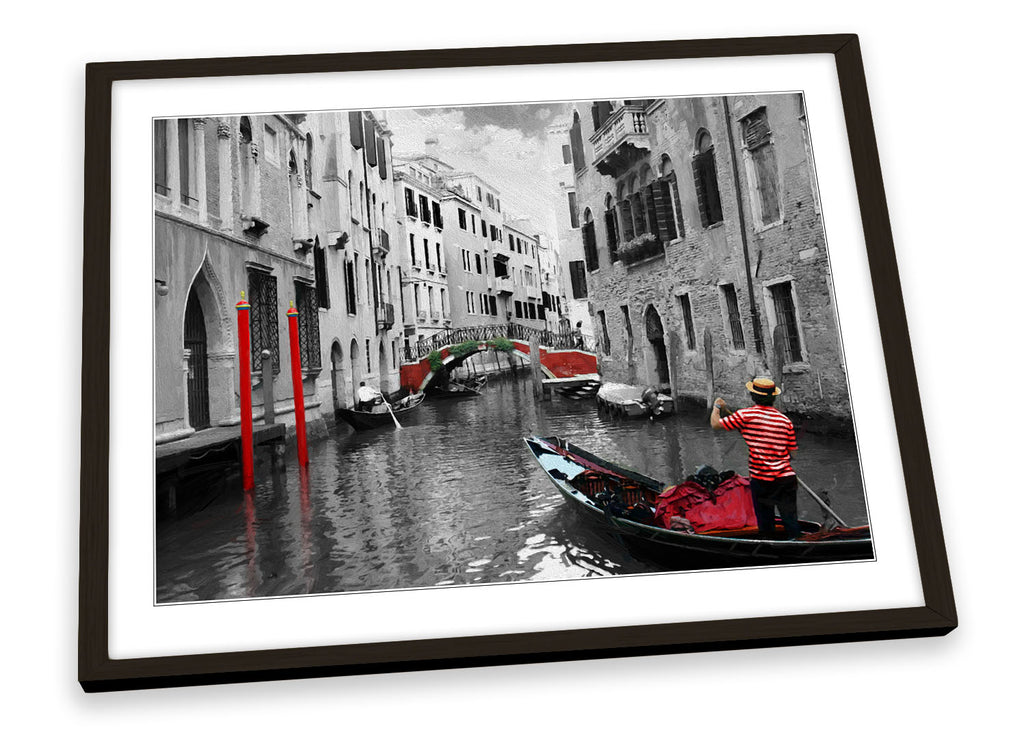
[{"xmin": 399, "ymin": 323, "xmax": 599, "ymax": 393}]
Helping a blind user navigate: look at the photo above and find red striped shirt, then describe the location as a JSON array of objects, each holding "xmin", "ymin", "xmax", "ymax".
[{"xmin": 719, "ymin": 405, "xmax": 797, "ymax": 480}]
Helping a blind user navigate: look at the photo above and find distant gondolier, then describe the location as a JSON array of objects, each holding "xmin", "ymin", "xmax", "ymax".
[
  {"xmin": 356, "ymin": 381, "xmax": 381, "ymax": 412},
  {"xmin": 710, "ymin": 377, "xmax": 801, "ymax": 539}
]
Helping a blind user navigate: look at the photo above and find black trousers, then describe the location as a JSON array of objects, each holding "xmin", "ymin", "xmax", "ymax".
[{"xmin": 749, "ymin": 476, "xmax": 801, "ymax": 539}]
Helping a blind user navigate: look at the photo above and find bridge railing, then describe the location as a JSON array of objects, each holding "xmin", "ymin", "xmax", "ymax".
[{"xmin": 400, "ymin": 322, "xmax": 596, "ymax": 363}]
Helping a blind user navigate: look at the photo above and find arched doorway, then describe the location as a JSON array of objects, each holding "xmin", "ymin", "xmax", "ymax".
[
  {"xmin": 644, "ymin": 305, "xmax": 670, "ymax": 387},
  {"xmin": 184, "ymin": 289, "xmax": 210, "ymax": 429},
  {"xmin": 349, "ymin": 338, "xmax": 361, "ymax": 406},
  {"xmin": 330, "ymin": 341, "xmax": 344, "ymax": 411}
]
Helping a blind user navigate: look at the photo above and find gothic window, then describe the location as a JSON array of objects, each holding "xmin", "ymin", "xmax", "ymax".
[
  {"xmin": 247, "ymin": 269, "xmax": 280, "ymax": 373},
  {"xmin": 582, "ymin": 209, "xmax": 598, "ymax": 272},
  {"xmin": 295, "ymin": 282, "xmax": 321, "ymax": 371},
  {"xmin": 604, "ymin": 193, "xmax": 619, "ymax": 262}
]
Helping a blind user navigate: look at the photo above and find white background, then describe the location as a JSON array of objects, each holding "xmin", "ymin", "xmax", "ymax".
[{"xmin": 1, "ymin": 1, "xmax": 1017, "ymax": 733}]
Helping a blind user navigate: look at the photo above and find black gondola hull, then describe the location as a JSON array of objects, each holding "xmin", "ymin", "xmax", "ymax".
[
  {"xmin": 336, "ymin": 393, "xmax": 425, "ymax": 431},
  {"xmin": 525, "ymin": 436, "xmax": 873, "ymax": 566}
]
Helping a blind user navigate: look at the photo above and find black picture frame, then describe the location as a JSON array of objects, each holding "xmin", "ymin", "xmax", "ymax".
[{"xmin": 80, "ymin": 34, "xmax": 956, "ymax": 692}]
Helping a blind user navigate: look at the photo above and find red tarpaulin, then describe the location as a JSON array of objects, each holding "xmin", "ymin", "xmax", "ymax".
[{"xmin": 653, "ymin": 476, "xmax": 758, "ymax": 533}]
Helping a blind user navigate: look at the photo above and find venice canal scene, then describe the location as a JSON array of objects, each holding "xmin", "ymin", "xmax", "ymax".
[{"xmin": 155, "ymin": 95, "xmax": 871, "ymax": 603}]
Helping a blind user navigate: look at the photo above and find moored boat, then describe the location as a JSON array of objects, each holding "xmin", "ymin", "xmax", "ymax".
[
  {"xmin": 427, "ymin": 380, "xmax": 482, "ymax": 399},
  {"xmin": 524, "ymin": 435, "xmax": 872, "ymax": 565},
  {"xmin": 596, "ymin": 382, "xmax": 674, "ymax": 419},
  {"xmin": 336, "ymin": 392, "xmax": 425, "ymax": 431}
]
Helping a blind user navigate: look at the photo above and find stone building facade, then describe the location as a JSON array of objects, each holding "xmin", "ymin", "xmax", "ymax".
[
  {"xmin": 569, "ymin": 94, "xmax": 849, "ymax": 423},
  {"xmin": 154, "ymin": 109, "xmax": 403, "ymax": 444},
  {"xmin": 393, "ymin": 156, "xmax": 452, "ymax": 354},
  {"xmin": 545, "ymin": 118, "xmax": 593, "ymax": 340}
]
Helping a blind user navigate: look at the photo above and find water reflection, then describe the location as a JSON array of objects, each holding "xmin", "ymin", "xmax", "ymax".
[{"xmin": 156, "ymin": 376, "xmax": 867, "ymax": 603}]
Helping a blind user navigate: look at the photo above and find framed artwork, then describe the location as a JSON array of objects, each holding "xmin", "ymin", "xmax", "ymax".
[{"xmin": 80, "ymin": 34, "xmax": 956, "ymax": 691}]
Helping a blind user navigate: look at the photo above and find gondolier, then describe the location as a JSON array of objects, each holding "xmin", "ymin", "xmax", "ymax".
[
  {"xmin": 710, "ymin": 377, "xmax": 801, "ymax": 539},
  {"xmin": 356, "ymin": 381, "xmax": 381, "ymax": 411}
]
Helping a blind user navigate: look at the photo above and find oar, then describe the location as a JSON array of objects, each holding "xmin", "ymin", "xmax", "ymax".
[
  {"xmin": 796, "ymin": 477, "xmax": 847, "ymax": 527},
  {"xmin": 378, "ymin": 391, "xmax": 402, "ymax": 430}
]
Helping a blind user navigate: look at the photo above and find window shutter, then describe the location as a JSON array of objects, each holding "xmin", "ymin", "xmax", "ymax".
[
  {"xmin": 666, "ymin": 172, "xmax": 684, "ymax": 237},
  {"xmin": 377, "ymin": 137, "xmax": 387, "ymax": 179},
  {"xmin": 364, "ymin": 119, "xmax": 377, "ymax": 166},
  {"xmin": 692, "ymin": 156, "xmax": 709, "ymax": 228},
  {"xmin": 605, "ymin": 208, "xmax": 619, "ymax": 262},
  {"xmin": 643, "ymin": 185, "xmax": 659, "ymax": 240},
  {"xmin": 349, "ymin": 111, "xmax": 364, "ymax": 149},
  {"xmin": 742, "ymin": 109, "xmax": 771, "ymax": 148},
  {"xmin": 583, "ymin": 222, "xmax": 599, "ymax": 272},
  {"xmin": 653, "ymin": 179, "xmax": 676, "ymax": 241},
  {"xmin": 619, "ymin": 200, "xmax": 634, "ymax": 241}
]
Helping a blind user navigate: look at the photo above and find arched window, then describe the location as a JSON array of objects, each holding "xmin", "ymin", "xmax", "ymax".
[
  {"xmin": 692, "ymin": 128, "xmax": 723, "ymax": 226},
  {"xmin": 581, "ymin": 208, "xmax": 598, "ymax": 272},
  {"xmin": 603, "ymin": 193, "xmax": 620, "ymax": 262}
]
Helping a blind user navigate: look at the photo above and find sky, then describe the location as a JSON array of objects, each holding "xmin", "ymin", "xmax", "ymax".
[{"xmin": 382, "ymin": 102, "xmax": 571, "ymax": 241}]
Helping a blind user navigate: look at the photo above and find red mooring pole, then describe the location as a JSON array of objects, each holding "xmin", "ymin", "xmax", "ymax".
[
  {"xmin": 286, "ymin": 302, "xmax": 309, "ymax": 466},
  {"xmin": 236, "ymin": 292, "xmax": 255, "ymax": 490}
]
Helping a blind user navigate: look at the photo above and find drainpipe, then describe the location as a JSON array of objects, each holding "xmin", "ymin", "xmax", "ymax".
[{"xmin": 722, "ymin": 96, "xmax": 764, "ymax": 357}]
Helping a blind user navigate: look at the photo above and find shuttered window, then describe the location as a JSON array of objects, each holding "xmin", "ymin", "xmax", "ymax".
[
  {"xmin": 567, "ymin": 191, "xmax": 579, "ymax": 229},
  {"xmin": 604, "ymin": 206, "xmax": 619, "ymax": 262},
  {"xmin": 569, "ymin": 112, "xmax": 585, "ymax": 172},
  {"xmin": 693, "ymin": 131, "xmax": 724, "ymax": 227},
  {"xmin": 404, "ymin": 188, "xmax": 417, "ymax": 217},
  {"xmin": 679, "ymin": 294, "xmax": 696, "ymax": 350},
  {"xmin": 741, "ymin": 109, "xmax": 781, "ymax": 225},
  {"xmin": 349, "ymin": 111, "xmax": 364, "ymax": 149},
  {"xmin": 314, "ymin": 245, "xmax": 330, "ymax": 309},
  {"xmin": 432, "ymin": 201, "xmax": 443, "ymax": 229},
  {"xmin": 364, "ymin": 119, "xmax": 377, "ymax": 166},
  {"xmin": 418, "ymin": 195, "xmax": 430, "ymax": 225},
  {"xmin": 582, "ymin": 220, "xmax": 599, "ymax": 272},
  {"xmin": 345, "ymin": 260, "xmax": 357, "ymax": 315},
  {"xmin": 721, "ymin": 284, "xmax": 745, "ymax": 350},
  {"xmin": 377, "ymin": 136, "xmax": 387, "ymax": 179},
  {"xmin": 569, "ymin": 260, "xmax": 588, "ymax": 299}
]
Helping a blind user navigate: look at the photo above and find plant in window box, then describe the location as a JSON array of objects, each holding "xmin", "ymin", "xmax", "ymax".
[{"xmin": 618, "ymin": 232, "xmax": 662, "ymax": 264}]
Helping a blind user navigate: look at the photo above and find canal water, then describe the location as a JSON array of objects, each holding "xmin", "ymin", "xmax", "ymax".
[{"xmin": 156, "ymin": 375, "xmax": 868, "ymax": 603}]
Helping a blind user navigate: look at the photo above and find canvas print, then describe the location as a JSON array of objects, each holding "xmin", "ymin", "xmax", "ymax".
[{"xmin": 153, "ymin": 93, "xmax": 872, "ymax": 604}]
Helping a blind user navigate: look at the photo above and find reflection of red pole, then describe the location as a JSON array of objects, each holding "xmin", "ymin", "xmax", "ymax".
[
  {"xmin": 286, "ymin": 302, "xmax": 308, "ymax": 466},
  {"xmin": 237, "ymin": 293, "xmax": 254, "ymax": 490}
]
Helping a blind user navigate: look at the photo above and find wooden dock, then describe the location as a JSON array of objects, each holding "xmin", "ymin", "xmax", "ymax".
[{"xmin": 156, "ymin": 423, "xmax": 286, "ymax": 476}]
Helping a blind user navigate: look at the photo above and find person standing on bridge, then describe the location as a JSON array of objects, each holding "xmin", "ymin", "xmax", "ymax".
[{"xmin": 709, "ymin": 377, "xmax": 801, "ymax": 539}]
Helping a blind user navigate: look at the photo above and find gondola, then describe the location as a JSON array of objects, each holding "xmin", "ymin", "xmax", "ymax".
[
  {"xmin": 427, "ymin": 380, "xmax": 482, "ymax": 399},
  {"xmin": 524, "ymin": 435, "xmax": 873, "ymax": 565},
  {"xmin": 336, "ymin": 392, "xmax": 425, "ymax": 431}
]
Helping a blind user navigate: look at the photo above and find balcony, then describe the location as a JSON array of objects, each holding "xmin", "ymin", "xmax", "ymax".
[
  {"xmin": 589, "ymin": 104, "xmax": 651, "ymax": 178},
  {"xmin": 417, "ymin": 309, "xmax": 428, "ymax": 323},
  {"xmin": 375, "ymin": 228, "xmax": 390, "ymax": 256},
  {"xmin": 496, "ymin": 275, "xmax": 514, "ymax": 295},
  {"xmin": 376, "ymin": 302, "xmax": 395, "ymax": 331}
]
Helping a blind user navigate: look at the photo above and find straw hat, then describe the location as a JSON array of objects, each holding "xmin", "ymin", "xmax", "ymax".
[{"xmin": 746, "ymin": 376, "xmax": 781, "ymax": 396}]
